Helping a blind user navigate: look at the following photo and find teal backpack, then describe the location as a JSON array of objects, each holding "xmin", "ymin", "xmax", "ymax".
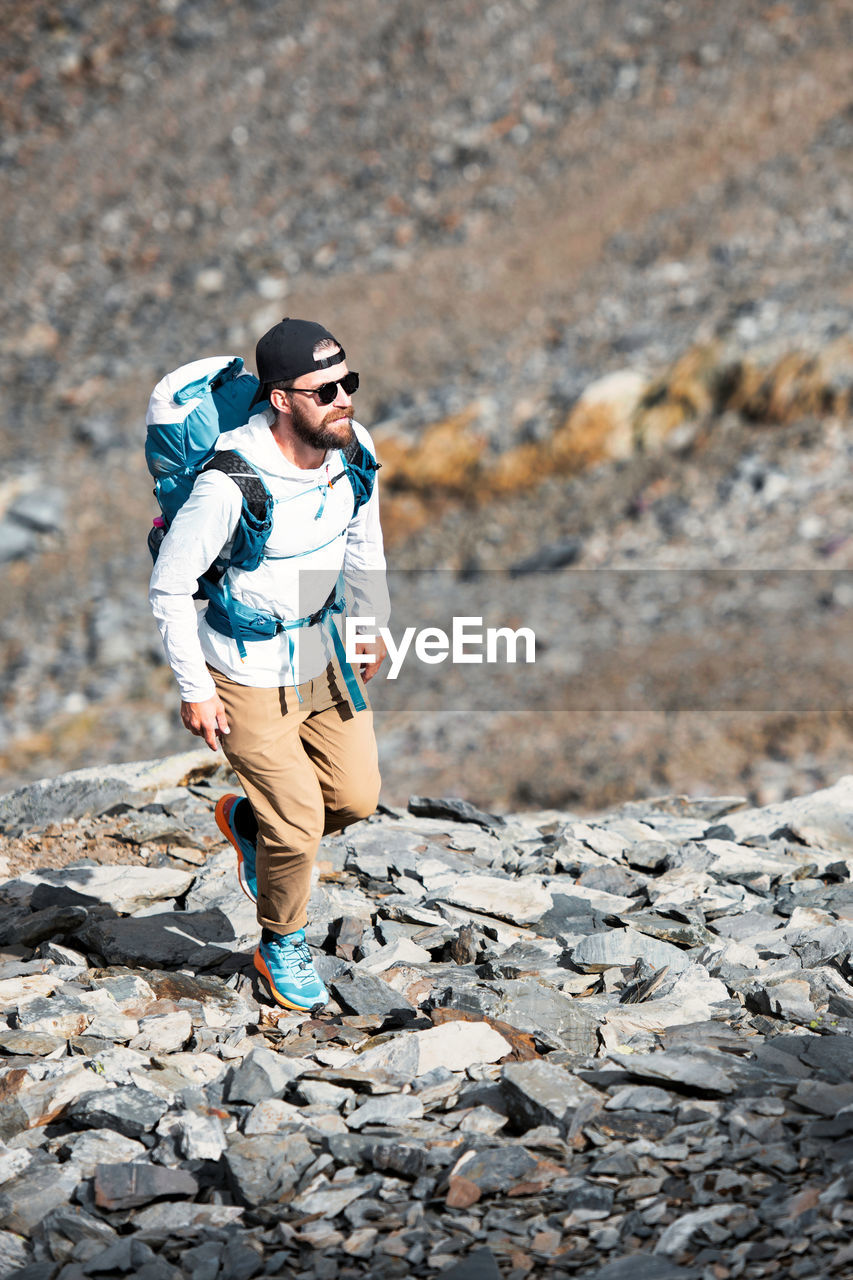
[{"xmin": 145, "ymin": 355, "xmax": 379, "ymax": 708}]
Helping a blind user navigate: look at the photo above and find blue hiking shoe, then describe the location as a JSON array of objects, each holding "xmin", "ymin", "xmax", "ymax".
[
  {"xmin": 215, "ymin": 794, "xmax": 257, "ymax": 903},
  {"xmin": 254, "ymin": 930, "xmax": 329, "ymax": 1012}
]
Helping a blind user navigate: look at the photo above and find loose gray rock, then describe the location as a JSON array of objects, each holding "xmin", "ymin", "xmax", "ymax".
[
  {"xmin": 592, "ymin": 1258, "xmax": 701, "ymax": 1279},
  {"xmin": 329, "ymin": 969, "xmax": 415, "ymax": 1020},
  {"xmin": 347, "ymin": 1093, "xmax": 424, "ymax": 1130},
  {"xmin": 408, "ymin": 796, "xmax": 506, "ymax": 829},
  {"xmin": 224, "ymin": 1132, "xmax": 315, "ymax": 1208},
  {"xmin": 76, "ymin": 912, "xmax": 234, "ymax": 970},
  {"xmin": 174, "ymin": 1111, "xmax": 227, "ymax": 1161},
  {"xmin": 0, "ymin": 903, "xmax": 89, "ymax": 949},
  {"xmin": 224, "ymin": 1046, "xmax": 304, "ymax": 1105},
  {"xmin": 724, "ymin": 775, "xmax": 853, "ymax": 852},
  {"xmin": 67, "ymin": 1085, "xmax": 169, "ymax": 1137},
  {"xmin": 7, "ymin": 487, "xmax": 66, "ymax": 535},
  {"xmin": 355, "ymin": 1018, "xmax": 511, "ymax": 1076},
  {"xmin": 447, "ymin": 1145, "xmax": 539, "ymax": 1199},
  {"xmin": 15, "ymin": 992, "xmax": 91, "ymax": 1038},
  {"xmin": 60, "ymin": 1129, "xmax": 148, "ymax": 1177},
  {"xmin": 0, "ymin": 1160, "xmax": 82, "ymax": 1235},
  {"xmin": 433, "ymin": 872, "xmax": 553, "ymax": 925},
  {"xmin": 436, "ymin": 1249, "xmax": 502, "ymax": 1279},
  {"xmin": 93, "ymin": 1161, "xmax": 199, "ymax": 1209},
  {"xmin": 0, "ymin": 1028, "xmax": 68, "ymax": 1057},
  {"xmin": 501, "ymin": 1060, "xmax": 603, "ymax": 1133},
  {"xmin": 0, "ymin": 753, "xmax": 214, "ymax": 835},
  {"xmin": 653, "ymin": 1203, "xmax": 742, "ymax": 1256},
  {"xmin": 0, "ymin": 518, "xmax": 37, "ymax": 565},
  {"xmin": 20, "ymin": 864, "xmax": 194, "ymax": 914},
  {"xmin": 77, "ymin": 1237, "xmax": 160, "ymax": 1275},
  {"xmin": 436, "ymin": 975, "xmax": 601, "ymax": 1053},
  {"xmin": 605, "ymin": 1085, "xmax": 674, "ymax": 1112},
  {"xmin": 509, "ymin": 538, "xmax": 583, "ymax": 575},
  {"xmin": 572, "ymin": 927, "xmax": 693, "ymax": 973},
  {"xmin": 35, "ymin": 1202, "xmax": 118, "ymax": 1265},
  {"xmin": 607, "ymin": 1051, "xmax": 739, "ymax": 1095}
]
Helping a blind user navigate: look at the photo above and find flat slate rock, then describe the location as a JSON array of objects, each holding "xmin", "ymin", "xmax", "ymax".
[
  {"xmin": 223, "ymin": 1132, "xmax": 315, "ymax": 1207},
  {"xmin": 347, "ymin": 1093, "xmax": 424, "ymax": 1129},
  {"xmin": 68, "ymin": 1085, "xmax": 169, "ymax": 1137},
  {"xmin": 0, "ymin": 903, "xmax": 89, "ymax": 948},
  {"xmin": 72, "ymin": 1237, "xmax": 161, "ymax": 1275},
  {"xmin": 408, "ymin": 796, "xmax": 506, "ymax": 828},
  {"xmin": 433, "ymin": 872, "xmax": 553, "ymax": 924},
  {"xmin": 0, "ymin": 1029, "xmax": 67, "ymax": 1056},
  {"xmin": 77, "ymin": 911, "xmax": 237, "ymax": 969},
  {"xmin": 587, "ymin": 1258, "xmax": 701, "ymax": 1279},
  {"xmin": 330, "ymin": 969, "xmax": 415, "ymax": 1020},
  {"xmin": 94, "ymin": 1161, "xmax": 199, "ymax": 1209},
  {"xmin": 572, "ymin": 927, "xmax": 693, "ymax": 973},
  {"xmin": 224, "ymin": 1046, "xmax": 307, "ymax": 1104},
  {"xmin": 612, "ymin": 911, "xmax": 715, "ymax": 949},
  {"xmin": 0, "ymin": 778, "xmax": 142, "ymax": 839},
  {"xmin": 723, "ymin": 774, "xmax": 853, "ymax": 852},
  {"xmin": 435, "ymin": 975, "xmax": 601, "ymax": 1053},
  {"xmin": 767, "ymin": 1032, "xmax": 853, "ymax": 1083},
  {"xmin": 447, "ymin": 1144, "xmax": 540, "ymax": 1202},
  {"xmin": 654, "ymin": 1204, "xmax": 742, "ymax": 1256},
  {"xmin": 0, "ymin": 1161, "xmax": 82, "ymax": 1235},
  {"xmin": 182, "ymin": 850, "xmax": 258, "ymax": 933},
  {"xmin": 0, "ymin": 751, "xmax": 211, "ymax": 836},
  {"xmin": 437, "ymin": 1252, "xmax": 502, "ymax": 1280},
  {"xmin": 501, "ymin": 1059, "xmax": 603, "ymax": 1132},
  {"xmin": 355, "ymin": 1019, "xmax": 511, "ymax": 1076},
  {"xmin": 607, "ymin": 1051, "xmax": 739, "ymax": 1095},
  {"xmin": 60, "ymin": 1129, "xmax": 148, "ymax": 1176}
]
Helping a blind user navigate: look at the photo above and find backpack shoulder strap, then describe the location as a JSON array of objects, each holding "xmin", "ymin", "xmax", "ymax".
[
  {"xmin": 202, "ymin": 449, "xmax": 269, "ymax": 523},
  {"xmin": 201, "ymin": 449, "xmax": 273, "ymax": 575},
  {"xmin": 337, "ymin": 434, "xmax": 381, "ymax": 517}
]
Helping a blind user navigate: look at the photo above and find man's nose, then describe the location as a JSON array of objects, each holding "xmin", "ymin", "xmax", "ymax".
[{"xmin": 333, "ymin": 381, "xmax": 352, "ymax": 406}]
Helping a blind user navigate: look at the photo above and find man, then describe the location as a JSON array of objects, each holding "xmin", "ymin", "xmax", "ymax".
[{"xmin": 150, "ymin": 318, "xmax": 389, "ymax": 1012}]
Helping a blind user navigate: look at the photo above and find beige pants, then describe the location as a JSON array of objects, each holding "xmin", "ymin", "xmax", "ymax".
[{"xmin": 210, "ymin": 662, "xmax": 380, "ymax": 935}]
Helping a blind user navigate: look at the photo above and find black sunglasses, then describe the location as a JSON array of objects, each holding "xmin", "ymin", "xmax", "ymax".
[{"xmin": 286, "ymin": 372, "xmax": 359, "ymax": 406}]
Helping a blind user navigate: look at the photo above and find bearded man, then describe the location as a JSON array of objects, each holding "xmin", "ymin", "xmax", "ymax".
[{"xmin": 149, "ymin": 318, "xmax": 389, "ymax": 1011}]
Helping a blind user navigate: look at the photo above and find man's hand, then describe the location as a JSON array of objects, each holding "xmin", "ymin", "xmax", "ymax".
[
  {"xmin": 354, "ymin": 635, "xmax": 388, "ymax": 683},
  {"xmin": 181, "ymin": 695, "xmax": 230, "ymax": 751}
]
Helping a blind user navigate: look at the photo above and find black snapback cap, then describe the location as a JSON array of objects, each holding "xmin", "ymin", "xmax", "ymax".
[{"xmin": 249, "ymin": 317, "xmax": 345, "ymax": 408}]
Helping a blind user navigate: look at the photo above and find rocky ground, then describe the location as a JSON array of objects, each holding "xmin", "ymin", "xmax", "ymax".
[
  {"xmin": 0, "ymin": 754, "xmax": 851, "ymax": 1278},
  {"xmin": 1, "ymin": 1, "xmax": 852, "ymax": 809}
]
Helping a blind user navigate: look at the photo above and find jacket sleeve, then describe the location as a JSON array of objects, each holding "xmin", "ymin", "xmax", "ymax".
[
  {"xmin": 149, "ymin": 470, "xmax": 242, "ymax": 702},
  {"xmin": 343, "ymin": 425, "xmax": 391, "ymax": 631}
]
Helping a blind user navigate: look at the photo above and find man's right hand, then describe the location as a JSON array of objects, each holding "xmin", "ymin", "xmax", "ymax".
[{"xmin": 181, "ymin": 696, "xmax": 230, "ymax": 751}]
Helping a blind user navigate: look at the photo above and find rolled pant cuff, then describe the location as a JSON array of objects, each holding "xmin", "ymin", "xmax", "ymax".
[{"xmin": 258, "ymin": 913, "xmax": 308, "ymax": 937}]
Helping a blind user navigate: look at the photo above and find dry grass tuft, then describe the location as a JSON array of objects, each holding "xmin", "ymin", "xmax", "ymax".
[{"xmin": 378, "ymin": 342, "xmax": 852, "ymax": 544}]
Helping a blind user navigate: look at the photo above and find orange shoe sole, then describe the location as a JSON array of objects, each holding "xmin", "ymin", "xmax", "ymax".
[{"xmin": 214, "ymin": 795, "xmax": 256, "ymax": 903}]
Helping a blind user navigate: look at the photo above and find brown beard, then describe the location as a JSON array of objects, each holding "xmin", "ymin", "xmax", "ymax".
[{"xmin": 290, "ymin": 400, "xmax": 355, "ymax": 453}]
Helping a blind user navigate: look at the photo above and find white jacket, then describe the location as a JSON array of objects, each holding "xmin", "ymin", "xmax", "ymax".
[{"xmin": 149, "ymin": 411, "xmax": 390, "ymax": 703}]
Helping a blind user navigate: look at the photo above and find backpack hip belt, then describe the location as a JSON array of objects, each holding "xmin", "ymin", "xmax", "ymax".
[{"xmin": 204, "ymin": 576, "xmax": 366, "ymax": 712}]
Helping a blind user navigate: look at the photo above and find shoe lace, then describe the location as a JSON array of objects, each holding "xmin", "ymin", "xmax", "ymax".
[{"xmin": 267, "ymin": 931, "xmax": 317, "ymax": 989}]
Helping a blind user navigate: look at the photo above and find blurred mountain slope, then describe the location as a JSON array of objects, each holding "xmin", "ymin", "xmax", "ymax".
[{"xmin": 0, "ymin": 0, "xmax": 851, "ymax": 805}]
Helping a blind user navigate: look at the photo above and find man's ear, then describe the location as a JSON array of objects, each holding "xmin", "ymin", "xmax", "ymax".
[{"xmin": 269, "ymin": 387, "xmax": 290, "ymax": 413}]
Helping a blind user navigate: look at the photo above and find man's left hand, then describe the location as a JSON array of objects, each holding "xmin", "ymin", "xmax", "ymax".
[{"xmin": 354, "ymin": 635, "xmax": 388, "ymax": 682}]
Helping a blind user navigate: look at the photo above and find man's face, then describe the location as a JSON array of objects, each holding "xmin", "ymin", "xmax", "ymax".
[{"xmin": 287, "ymin": 357, "xmax": 355, "ymax": 453}]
